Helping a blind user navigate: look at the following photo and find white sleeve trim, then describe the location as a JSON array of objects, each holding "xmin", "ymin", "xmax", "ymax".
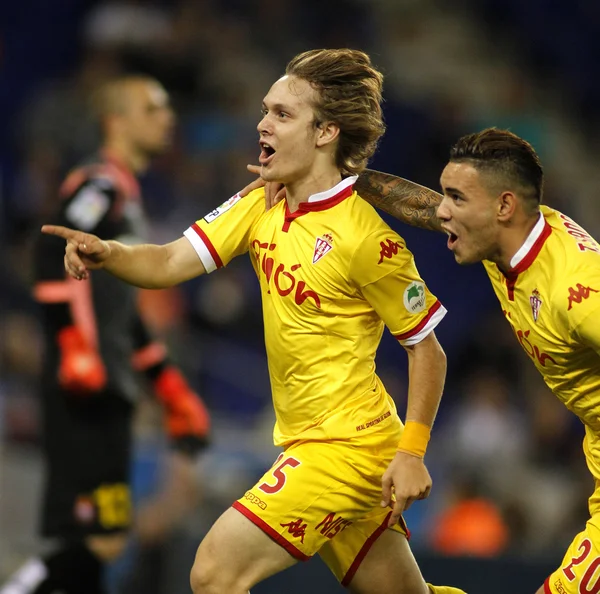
[
  {"xmin": 399, "ymin": 304, "xmax": 447, "ymax": 346},
  {"xmin": 183, "ymin": 227, "xmax": 217, "ymax": 273}
]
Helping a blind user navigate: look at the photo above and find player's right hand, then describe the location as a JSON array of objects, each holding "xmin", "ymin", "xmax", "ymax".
[
  {"xmin": 241, "ymin": 164, "xmax": 287, "ymax": 210},
  {"xmin": 41, "ymin": 225, "xmax": 111, "ymax": 281}
]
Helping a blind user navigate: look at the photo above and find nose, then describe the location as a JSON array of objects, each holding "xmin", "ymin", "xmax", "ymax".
[
  {"xmin": 257, "ymin": 114, "xmax": 271, "ymax": 135},
  {"xmin": 436, "ymin": 196, "xmax": 451, "ymax": 221}
]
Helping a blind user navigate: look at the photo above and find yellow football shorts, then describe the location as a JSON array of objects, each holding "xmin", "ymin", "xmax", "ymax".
[
  {"xmin": 544, "ymin": 481, "xmax": 600, "ymax": 593},
  {"xmin": 233, "ymin": 429, "xmax": 409, "ymax": 585}
]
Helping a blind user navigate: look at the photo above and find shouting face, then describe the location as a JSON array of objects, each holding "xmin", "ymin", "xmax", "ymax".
[
  {"xmin": 257, "ymin": 75, "xmax": 335, "ymax": 185},
  {"xmin": 437, "ymin": 161, "xmax": 502, "ymax": 265}
]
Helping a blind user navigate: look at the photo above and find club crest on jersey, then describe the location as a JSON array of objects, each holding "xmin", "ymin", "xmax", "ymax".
[
  {"xmin": 530, "ymin": 288, "xmax": 542, "ymax": 322},
  {"xmin": 313, "ymin": 233, "xmax": 333, "ymax": 264}
]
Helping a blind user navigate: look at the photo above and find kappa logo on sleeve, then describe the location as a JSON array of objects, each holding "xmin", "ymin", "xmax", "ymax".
[
  {"xmin": 377, "ymin": 238, "xmax": 403, "ymax": 264},
  {"xmin": 567, "ymin": 284, "xmax": 599, "ymax": 310},
  {"xmin": 203, "ymin": 193, "xmax": 243, "ymax": 223}
]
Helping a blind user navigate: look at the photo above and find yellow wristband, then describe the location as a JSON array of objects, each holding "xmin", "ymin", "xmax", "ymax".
[{"xmin": 397, "ymin": 421, "xmax": 431, "ymax": 458}]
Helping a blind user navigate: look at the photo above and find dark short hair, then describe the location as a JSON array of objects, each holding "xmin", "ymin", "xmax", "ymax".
[
  {"xmin": 285, "ymin": 49, "xmax": 385, "ymax": 176},
  {"xmin": 450, "ymin": 128, "xmax": 544, "ymax": 206},
  {"xmin": 90, "ymin": 74, "xmax": 161, "ymax": 120}
]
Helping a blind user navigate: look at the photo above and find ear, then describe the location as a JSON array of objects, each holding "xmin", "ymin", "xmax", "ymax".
[
  {"xmin": 497, "ymin": 191, "xmax": 518, "ymax": 222},
  {"xmin": 315, "ymin": 121, "xmax": 340, "ymax": 148}
]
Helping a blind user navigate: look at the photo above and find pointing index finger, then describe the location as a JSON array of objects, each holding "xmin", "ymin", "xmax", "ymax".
[
  {"xmin": 41, "ymin": 225, "xmax": 79, "ymax": 241},
  {"xmin": 389, "ymin": 499, "xmax": 405, "ymax": 527}
]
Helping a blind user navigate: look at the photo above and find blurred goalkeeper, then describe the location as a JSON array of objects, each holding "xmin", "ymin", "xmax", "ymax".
[{"xmin": 1, "ymin": 75, "xmax": 210, "ymax": 594}]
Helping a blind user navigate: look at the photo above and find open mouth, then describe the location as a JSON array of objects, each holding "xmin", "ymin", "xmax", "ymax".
[
  {"xmin": 259, "ymin": 142, "xmax": 276, "ymax": 165},
  {"xmin": 446, "ymin": 231, "xmax": 458, "ymax": 250}
]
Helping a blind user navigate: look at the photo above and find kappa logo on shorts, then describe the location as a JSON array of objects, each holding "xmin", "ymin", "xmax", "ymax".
[
  {"xmin": 280, "ymin": 518, "xmax": 307, "ymax": 543},
  {"xmin": 243, "ymin": 491, "xmax": 267, "ymax": 510}
]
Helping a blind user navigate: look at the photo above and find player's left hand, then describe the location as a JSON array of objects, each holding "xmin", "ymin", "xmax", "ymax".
[{"xmin": 381, "ymin": 451, "xmax": 432, "ymax": 527}]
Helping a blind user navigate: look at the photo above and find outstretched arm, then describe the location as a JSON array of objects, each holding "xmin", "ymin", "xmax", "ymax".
[
  {"xmin": 41, "ymin": 225, "xmax": 204, "ymax": 289},
  {"xmin": 356, "ymin": 169, "xmax": 444, "ymax": 232}
]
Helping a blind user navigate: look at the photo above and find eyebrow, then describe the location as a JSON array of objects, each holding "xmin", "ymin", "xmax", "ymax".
[
  {"xmin": 443, "ymin": 186, "xmax": 465, "ymax": 196},
  {"xmin": 262, "ymin": 101, "xmax": 294, "ymax": 113}
]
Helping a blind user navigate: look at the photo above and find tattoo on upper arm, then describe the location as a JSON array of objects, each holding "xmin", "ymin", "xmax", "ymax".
[{"xmin": 356, "ymin": 170, "xmax": 444, "ymax": 232}]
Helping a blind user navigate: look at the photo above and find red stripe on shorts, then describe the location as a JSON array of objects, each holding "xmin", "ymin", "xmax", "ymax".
[
  {"xmin": 232, "ymin": 501, "xmax": 310, "ymax": 562},
  {"xmin": 341, "ymin": 511, "xmax": 393, "ymax": 587}
]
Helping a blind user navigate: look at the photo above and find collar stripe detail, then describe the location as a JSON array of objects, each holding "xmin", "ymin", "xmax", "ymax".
[
  {"xmin": 509, "ymin": 212, "xmax": 548, "ymax": 270},
  {"xmin": 501, "ymin": 213, "xmax": 552, "ymax": 301},
  {"xmin": 283, "ymin": 176, "xmax": 357, "ymax": 232}
]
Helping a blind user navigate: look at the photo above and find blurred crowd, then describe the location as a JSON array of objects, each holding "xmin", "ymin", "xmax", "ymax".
[{"xmin": 1, "ymin": 0, "xmax": 599, "ymax": 584}]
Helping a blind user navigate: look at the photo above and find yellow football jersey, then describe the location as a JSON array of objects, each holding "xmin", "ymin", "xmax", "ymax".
[
  {"xmin": 184, "ymin": 177, "xmax": 446, "ymax": 447},
  {"xmin": 483, "ymin": 205, "xmax": 600, "ymax": 478}
]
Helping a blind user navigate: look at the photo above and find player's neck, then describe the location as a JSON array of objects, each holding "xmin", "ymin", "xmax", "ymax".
[
  {"xmin": 103, "ymin": 139, "xmax": 150, "ymax": 174},
  {"xmin": 285, "ymin": 168, "xmax": 343, "ymax": 213},
  {"xmin": 496, "ymin": 213, "xmax": 541, "ymax": 272}
]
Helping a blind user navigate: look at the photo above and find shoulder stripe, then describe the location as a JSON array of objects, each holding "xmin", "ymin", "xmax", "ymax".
[
  {"xmin": 394, "ymin": 300, "xmax": 446, "ymax": 346},
  {"xmin": 183, "ymin": 224, "xmax": 223, "ymax": 273}
]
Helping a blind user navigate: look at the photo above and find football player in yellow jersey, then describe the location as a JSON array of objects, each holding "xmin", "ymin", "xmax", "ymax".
[
  {"xmin": 318, "ymin": 127, "xmax": 600, "ymax": 594},
  {"xmin": 41, "ymin": 49, "xmax": 466, "ymax": 594}
]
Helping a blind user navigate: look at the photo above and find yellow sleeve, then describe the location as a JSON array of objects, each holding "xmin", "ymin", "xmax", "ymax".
[
  {"xmin": 183, "ymin": 188, "xmax": 265, "ymax": 272},
  {"xmin": 349, "ymin": 227, "xmax": 446, "ymax": 345},
  {"xmin": 565, "ymin": 272, "xmax": 600, "ymax": 355}
]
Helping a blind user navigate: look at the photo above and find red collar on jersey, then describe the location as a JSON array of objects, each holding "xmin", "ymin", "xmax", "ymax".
[
  {"xmin": 282, "ymin": 176, "xmax": 356, "ymax": 232},
  {"xmin": 501, "ymin": 213, "xmax": 552, "ymax": 300}
]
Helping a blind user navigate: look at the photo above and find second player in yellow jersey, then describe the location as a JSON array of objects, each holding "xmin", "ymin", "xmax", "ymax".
[
  {"xmin": 482, "ymin": 205, "xmax": 600, "ymax": 594},
  {"xmin": 357, "ymin": 127, "xmax": 600, "ymax": 594}
]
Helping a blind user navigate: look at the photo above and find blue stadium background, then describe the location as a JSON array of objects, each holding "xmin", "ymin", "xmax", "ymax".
[{"xmin": 1, "ymin": 1, "xmax": 599, "ymax": 592}]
